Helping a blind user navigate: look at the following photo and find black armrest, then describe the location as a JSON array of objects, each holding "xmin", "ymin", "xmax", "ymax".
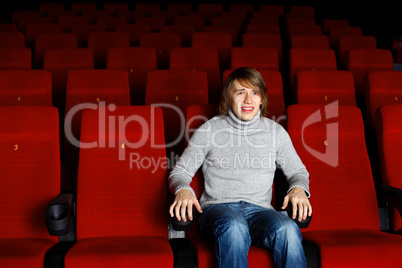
[
  {"xmin": 46, "ymin": 193, "xmax": 74, "ymax": 236},
  {"xmin": 170, "ymin": 213, "xmax": 193, "ymax": 231},
  {"xmin": 382, "ymin": 185, "xmax": 402, "ymax": 216},
  {"xmin": 281, "ymin": 202, "xmax": 312, "ymax": 229}
]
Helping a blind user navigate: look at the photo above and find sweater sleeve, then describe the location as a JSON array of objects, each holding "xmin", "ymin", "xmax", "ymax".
[
  {"xmin": 168, "ymin": 121, "xmax": 211, "ymax": 197},
  {"xmin": 275, "ymin": 124, "xmax": 311, "ymax": 197}
]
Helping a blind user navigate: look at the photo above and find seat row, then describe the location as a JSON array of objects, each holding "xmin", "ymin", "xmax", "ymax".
[{"xmin": 1, "ymin": 103, "xmax": 402, "ymax": 267}]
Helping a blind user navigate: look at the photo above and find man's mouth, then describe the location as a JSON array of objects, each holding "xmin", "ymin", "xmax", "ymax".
[{"xmin": 242, "ymin": 107, "xmax": 254, "ymax": 113}]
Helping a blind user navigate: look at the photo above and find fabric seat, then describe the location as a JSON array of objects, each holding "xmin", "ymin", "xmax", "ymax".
[{"xmin": 287, "ymin": 104, "xmax": 402, "ymax": 267}]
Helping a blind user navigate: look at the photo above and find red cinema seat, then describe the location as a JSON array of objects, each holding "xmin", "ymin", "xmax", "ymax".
[
  {"xmin": 260, "ymin": 5, "xmax": 285, "ymax": 16},
  {"xmin": 34, "ymin": 33, "xmax": 77, "ymax": 69},
  {"xmin": 0, "ymin": 106, "xmax": 60, "ymax": 268},
  {"xmin": 57, "ymin": 16, "xmax": 90, "ymax": 32},
  {"xmin": 135, "ymin": 17, "xmax": 166, "ymax": 32},
  {"xmin": 202, "ymin": 25, "xmax": 239, "ymax": 47},
  {"xmin": 230, "ymin": 47, "xmax": 279, "ymax": 71},
  {"xmin": 174, "ymin": 16, "xmax": 204, "ymax": 31},
  {"xmin": 365, "ymin": 71, "xmax": 402, "ymax": 130},
  {"xmin": 107, "ymin": 47, "xmax": 157, "ymax": 105},
  {"xmin": 0, "ymin": 23, "xmax": 18, "ymax": 32},
  {"xmin": 345, "ymin": 48, "xmax": 394, "ymax": 98},
  {"xmin": 289, "ymin": 5, "xmax": 315, "ymax": 17},
  {"xmin": 102, "ymin": 2, "xmax": 129, "ymax": 15},
  {"xmin": 95, "ymin": 17, "xmax": 128, "ymax": 31},
  {"xmin": 161, "ymin": 25, "xmax": 195, "ymax": 47},
  {"xmin": 145, "ymin": 70, "xmax": 209, "ymax": 156},
  {"xmin": 81, "ymin": 10, "xmax": 114, "ymax": 24},
  {"xmin": 287, "ymin": 24, "xmax": 322, "ymax": 36},
  {"xmin": 289, "ymin": 48, "xmax": 337, "ymax": 98},
  {"xmin": 170, "ymin": 47, "xmax": 221, "ymax": 105},
  {"xmin": 25, "ymin": 23, "xmax": 63, "ymax": 48},
  {"xmin": 248, "ymin": 16, "xmax": 280, "ymax": 26},
  {"xmin": 12, "ymin": 10, "xmax": 41, "ymax": 24},
  {"xmin": 167, "ymin": 3, "xmax": 192, "ymax": 15},
  {"xmin": 336, "ymin": 35, "xmax": 377, "ymax": 69},
  {"xmin": 322, "ymin": 19, "xmax": 350, "ymax": 35},
  {"xmin": 43, "ymin": 48, "xmax": 94, "ymax": 113},
  {"xmin": 295, "ymin": 70, "xmax": 356, "ymax": 106},
  {"xmin": 192, "ymin": 32, "xmax": 232, "ymax": 72},
  {"xmin": 287, "ymin": 104, "xmax": 402, "ymax": 267},
  {"xmin": 0, "ymin": 32, "xmax": 25, "ymax": 48},
  {"xmin": 211, "ymin": 17, "xmax": 244, "ymax": 33},
  {"xmin": 328, "ymin": 26, "xmax": 362, "ymax": 49},
  {"xmin": 135, "ymin": 3, "xmax": 161, "ymax": 15},
  {"xmin": 87, "ymin": 31, "xmax": 130, "ymax": 69},
  {"xmin": 198, "ymin": 4, "xmax": 223, "ymax": 16},
  {"xmin": 290, "ymin": 35, "xmax": 330, "ymax": 49},
  {"xmin": 0, "ymin": 70, "xmax": 52, "ymax": 106},
  {"xmin": 62, "ymin": 70, "xmax": 130, "ymax": 192},
  {"xmin": 71, "ymin": 24, "xmax": 108, "ymax": 48},
  {"xmin": 246, "ymin": 24, "xmax": 281, "ymax": 34},
  {"xmin": 140, "ymin": 33, "xmax": 181, "ymax": 70},
  {"xmin": 242, "ymin": 33, "xmax": 283, "ymax": 69},
  {"xmin": 64, "ymin": 106, "xmax": 174, "ymax": 268},
  {"xmin": 0, "ymin": 47, "xmax": 31, "ymax": 69},
  {"xmin": 39, "ymin": 2, "xmax": 65, "ymax": 16},
  {"xmin": 116, "ymin": 24, "xmax": 152, "ymax": 46},
  {"xmin": 375, "ymin": 104, "xmax": 402, "ymax": 233},
  {"xmin": 71, "ymin": 2, "xmax": 97, "ymax": 15},
  {"xmin": 222, "ymin": 69, "xmax": 285, "ymax": 122}
]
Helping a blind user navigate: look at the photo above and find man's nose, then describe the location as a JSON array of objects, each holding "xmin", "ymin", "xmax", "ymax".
[{"xmin": 244, "ymin": 93, "xmax": 252, "ymax": 103}]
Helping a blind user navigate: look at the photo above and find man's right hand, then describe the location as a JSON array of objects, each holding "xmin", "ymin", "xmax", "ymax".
[{"xmin": 169, "ymin": 189, "xmax": 203, "ymax": 222}]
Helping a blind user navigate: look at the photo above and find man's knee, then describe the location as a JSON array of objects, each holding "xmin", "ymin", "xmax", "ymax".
[
  {"xmin": 214, "ymin": 215, "xmax": 251, "ymax": 246},
  {"xmin": 276, "ymin": 219, "xmax": 303, "ymax": 245}
]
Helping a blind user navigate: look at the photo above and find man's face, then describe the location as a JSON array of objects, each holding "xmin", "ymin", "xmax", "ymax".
[{"xmin": 230, "ymin": 80, "xmax": 262, "ymax": 121}]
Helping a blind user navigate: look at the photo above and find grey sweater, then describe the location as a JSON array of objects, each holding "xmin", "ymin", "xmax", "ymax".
[{"xmin": 169, "ymin": 109, "xmax": 310, "ymax": 210}]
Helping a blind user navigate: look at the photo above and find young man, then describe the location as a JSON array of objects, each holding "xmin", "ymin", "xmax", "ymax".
[{"xmin": 169, "ymin": 67, "xmax": 312, "ymax": 268}]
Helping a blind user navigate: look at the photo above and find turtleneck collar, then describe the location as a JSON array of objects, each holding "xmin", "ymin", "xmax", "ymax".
[{"xmin": 226, "ymin": 108, "xmax": 262, "ymax": 133}]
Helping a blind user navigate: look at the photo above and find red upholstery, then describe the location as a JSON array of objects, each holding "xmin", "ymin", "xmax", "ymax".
[
  {"xmin": 0, "ymin": 32, "xmax": 25, "ymax": 48},
  {"xmin": 71, "ymin": 3, "xmax": 96, "ymax": 15},
  {"xmin": 102, "ymin": 3, "xmax": 129, "ymax": 14},
  {"xmin": 211, "ymin": 17, "xmax": 244, "ymax": 32},
  {"xmin": 365, "ymin": 71, "xmax": 402, "ymax": 130},
  {"xmin": 242, "ymin": 33, "xmax": 283, "ymax": 66},
  {"xmin": 202, "ymin": 25, "xmax": 239, "ymax": 46},
  {"xmin": 12, "ymin": 10, "xmax": 41, "ymax": 23},
  {"xmin": 107, "ymin": 47, "xmax": 157, "ymax": 105},
  {"xmin": 295, "ymin": 70, "xmax": 356, "ymax": 106},
  {"xmin": 135, "ymin": 3, "xmax": 161, "ymax": 15},
  {"xmin": 39, "ymin": 2, "xmax": 64, "ymax": 15},
  {"xmin": 198, "ymin": 4, "xmax": 223, "ymax": 16},
  {"xmin": 71, "ymin": 24, "xmax": 108, "ymax": 47},
  {"xmin": 81, "ymin": 10, "xmax": 114, "ymax": 24},
  {"xmin": 230, "ymin": 47, "xmax": 279, "ymax": 71},
  {"xmin": 140, "ymin": 33, "xmax": 181, "ymax": 69},
  {"xmin": 328, "ymin": 26, "xmax": 362, "ymax": 48},
  {"xmin": 170, "ymin": 47, "xmax": 221, "ymax": 104},
  {"xmin": 287, "ymin": 24, "xmax": 322, "ymax": 36},
  {"xmin": 192, "ymin": 32, "xmax": 232, "ymax": 72},
  {"xmin": 248, "ymin": 16, "xmax": 280, "ymax": 26},
  {"xmin": 289, "ymin": 5, "xmax": 315, "ymax": 17},
  {"xmin": 34, "ymin": 33, "xmax": 77, "ymax": 69},
  {"xmin": 345, "ymin": 48, "xmax": 394, "ymax": 97},
  {"xmin": 115, "ymin": 24, "xmax": 151, "ymax": 46},
  {"xmin": 322, "ymin": 19, "xmax": 350, "ymax": 35},
  {"xmin": 25, "ymin": 23, "xmax": 63, "ymax": 47},
  {"xmin": 0, "ymin": 47, "xmax": 31, "ymax": 69},
  {"xmin": 57, "ymin": 16, "xmax": 90, "ymax": 32},
  {"xmin": 151, "ymin": 10, "xmax": 180, "ymax": 25},
  {"xmin": 229, "ymin": 4, "xmax": 254, "ymax": 14},
  {"xmin": 135, "ymin": 17, "xmax": 166, "ymax": 32},
  {"xmin": 43, "ymin": 48, "xmax": 94, "ymax": 112},
  {"xmin": 0, "ymin": 106, "xmax": 60, "ymax": 267},
  {"xmin": 17, "ymin": 17, "xmax": 50, "ymax": 32},
  {"xmin": 260, "ymin": 5, "xmax": 285, "ymax": 15},
  {"xmin": 95, "ymin": 17, "xmax": 128, "ymax": 31},
  {"xmin": 246, "ymin": 25, "xmax": 281, "ymax": 34},
  {"xmin": 64, "ymin": 106, "xmax": 173, "ymax": 268},
  {"xmin": 375, "ymin": 104, "xmax": 402, "ymax": 232},
  {"xmin": 336, "ymin": 35, "xmax": 377, "ymax": 69},
  {"xmin": 289, "ymin": 48, "xmax": 337, "ymax": 96},
  {"xmin": 287, "ymin": 104, "xmax": 402, "ymax": 267},
  {"xmin": 160, "ymin": 25, "xmax": 195, "ymax": 47},
  {"xmin": 62, "ymin": 70, "xmax": 130, "ymax": 192},
  {"xmin": 174, "ymin": 16, "xmax": 204, "ymax": 31},
  {"xmin": 222, "ymin": 69, "xmax": 285, "ymax": 122},
  {"xmin": 0, "ymin": 70, "xmax": 52, "ymax": 106},
  {"xmin": 87, "ymin": 32, "xmax": 129, "ymax": 69},
  {"xmin": 167, "ymin": 3, "xmax": 192, "ymax": 15},
  {"xmin": 183, "ymin": 105, "xmax": 275, "ymax": 268},
  {"xmin": 290, "ymin": 34, "xmax": 330, "ymax": 49},
  {"xmin": 145, "ymin": 70, "xmax": 209, "ymax": 156},
  {"xmin": 0, "ymin": 23, "xmax": 18, "ymax": 32}
]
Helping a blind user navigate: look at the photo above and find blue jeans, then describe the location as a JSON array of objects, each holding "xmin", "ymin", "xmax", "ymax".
[{"xmin": 199, "ymin": 201, "xmax": 306, "ymax": 268}]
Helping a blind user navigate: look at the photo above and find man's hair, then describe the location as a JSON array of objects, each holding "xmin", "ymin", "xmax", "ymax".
[{"xmin": 219, "ymin": 67, "xmax": 269, "ymax": 117}]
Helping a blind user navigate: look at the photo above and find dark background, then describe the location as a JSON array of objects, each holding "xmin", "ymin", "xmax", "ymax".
[{"xmin": 0, "ymin": 0, "xmax": 400, "ymax": 50}]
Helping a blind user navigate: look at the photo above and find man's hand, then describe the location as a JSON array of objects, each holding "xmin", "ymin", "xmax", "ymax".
[
  {"xmin": 169, "ymin": 189, "xmax": 203, "ymax": 222},
  {"xmin": 281, "ymin": 187, "xmax": 312, "ymax": 221}
]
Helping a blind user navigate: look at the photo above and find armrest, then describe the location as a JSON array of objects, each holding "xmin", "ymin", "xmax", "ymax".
[
  {"xmin": 281, "ymin": 202, "xmax": 312, "ymax": 229},
  {"xmin": 46, "ymin": 193, "xmax": 74, "ymax": 236},
  {"xmin": 170, "ymin": 213, "xmax": 193, "ymax": 232},
  {"xmin": 382, "ymin": 185, "xmax": 402, "ymax": 216}
]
